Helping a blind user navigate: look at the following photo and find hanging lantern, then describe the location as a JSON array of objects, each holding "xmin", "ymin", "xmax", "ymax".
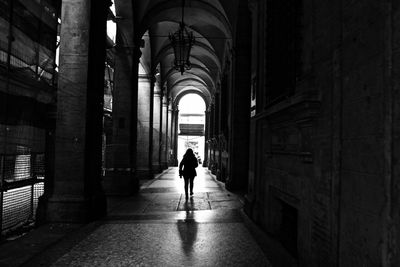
[{"xmin": 169, "ymin": 0, "xmax": 195, "ymax": 75}]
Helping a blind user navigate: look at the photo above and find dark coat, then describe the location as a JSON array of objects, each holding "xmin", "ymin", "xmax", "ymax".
[{"xmin": 179, "ymin": 155, "xmax": 198, "ymax": 177}]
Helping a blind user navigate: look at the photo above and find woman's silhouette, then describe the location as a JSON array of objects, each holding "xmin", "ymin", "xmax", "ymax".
[{"xmin": 179, "ymin": 148, "xmax": 198, "ymax": 199}]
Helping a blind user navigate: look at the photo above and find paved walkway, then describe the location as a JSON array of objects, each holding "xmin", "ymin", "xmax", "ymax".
[{"xmin": 2, "ymin": 167, "xmax": 273, "ymax": 266}]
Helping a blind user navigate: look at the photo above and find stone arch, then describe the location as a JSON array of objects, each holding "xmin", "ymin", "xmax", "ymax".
[{"xmin": 173, "ymin": 88, "xmax": 210, "ymax": 110}]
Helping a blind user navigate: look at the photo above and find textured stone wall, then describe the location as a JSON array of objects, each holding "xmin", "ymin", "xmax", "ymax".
[
  {"xmin": 247, "ymin": 0, "xmax": 398, "ymax": 266},
  {"xmin": 337, "ymin": 2, "xmax": 387, "ymax": 266},
  {"xmin": 390, "ymin": 2, "xmax": 400, "ymax": 265}
]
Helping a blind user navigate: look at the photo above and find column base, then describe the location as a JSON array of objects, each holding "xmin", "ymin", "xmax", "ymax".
[
  {"xmin": 102, "ymin": 170, "xmax": 139, "ymax": 195},
  {"xmin": 225, "ymin": 175, "xmax": 248, "ymax": 192},
  {"xmin": 152, "ymin": 164, "xmax": 162, "ymax": 174},
  {"xmin": 39, "ymin": 193, "xmax": 107, "ymax": 223},
  {"xmin": 225, "ymin": 177, "xmax": 233, "ymax": 191},
  {"xmin": 160, "ymin": 161, "xmax": 168, "ymax": 170}
]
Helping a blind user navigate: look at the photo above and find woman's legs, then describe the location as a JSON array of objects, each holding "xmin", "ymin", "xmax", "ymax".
[
  {"xmin": 183, "ymin": 177, "xmax": 189, "ymax": 198},
  {"xmin": 184, "ymin": 176, "xmax": 195, "ymax": 198},
  {"xmin": 189, "ymin": 177, "xmax": 194, "ymax": 195}
]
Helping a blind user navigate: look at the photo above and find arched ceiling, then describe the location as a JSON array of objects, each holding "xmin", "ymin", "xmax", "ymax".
[
  {"xmin": 125, "ymin": 0, "xmax": 237, "ymax": 108},
  {"xmin": 172, "ymin": 86, "xmax": 212, "ymax": 109}
]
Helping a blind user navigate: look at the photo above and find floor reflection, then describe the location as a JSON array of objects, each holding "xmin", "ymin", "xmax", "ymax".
[{"xmin": 177, "ymin": 198, "xmax": 198, "ymax": 256}]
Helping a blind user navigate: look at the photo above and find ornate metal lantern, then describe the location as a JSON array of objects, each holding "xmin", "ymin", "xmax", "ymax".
[{"xmin": 169, "ymin": 0, "xmax": 195, "ymax": 75}]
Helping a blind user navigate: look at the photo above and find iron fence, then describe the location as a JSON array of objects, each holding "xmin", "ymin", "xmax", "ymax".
[{"xmin": 0, "ymin": 152, "xmax": 45, "ymax": 236}]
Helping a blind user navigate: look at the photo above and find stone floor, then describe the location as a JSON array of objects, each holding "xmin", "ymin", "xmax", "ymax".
[{"xmin": 1, "ymin": 167, "xmax": 274, "ymax": 266}]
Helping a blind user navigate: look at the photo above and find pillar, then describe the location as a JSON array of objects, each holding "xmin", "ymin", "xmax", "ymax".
[
  {"xmin": 169, "ymin": 106, "xmax": 175, "ymax": 165},
  {"xmin": 209, "ymin": 101, "xmax": 215, "ymax": 171},
  {"xmin": 212, "ymin": 92, "xmax": 220, "ymax": 176},
  {"xmin": 44, "ymin": 0, "xmax": 109, "ymax": 222},
  {"xmin": 136, "ymin": 72, "xmax": 153, "ymax": 179},
  {"xmin": 130, "ymin": 47, "xmax": 140, "ymax": 191},
  {"xmin": 152, "ymin": 80, "xmax": 162, "ymax": 172},
  {"xmin": 160, "ymin": 92, "xmax": 168, "ymax": 169},
  {"xmin": 226, "ymin": 1, "xmax": 251, "ymax": 191},
  {"xmin": 167, "ymin": 101, "xmax": 173, "ymax": 164},
  {"xmin": 173, "ymin": 108, "xmax": 179, "ymax": 166},
  {"xmin": 158, "ymin": 87, "xmax": 164, "ymax": 170},
  {"xmin": 203, "ymin": 109, "xmax": 210, "ymax": 167},
  {"xmin": 148, "ymin": 76, "xmax": 154, "ymax": 175},
  {"xmin": 102, "ymin": 46, "xmax": 139, "ymax": 195},
  {"xmin": 216, "ymin": 87, "xmax": 223, "ymax": 181}
]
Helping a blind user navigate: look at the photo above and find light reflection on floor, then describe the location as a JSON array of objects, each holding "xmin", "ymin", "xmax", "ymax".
[
  {"xmin": 148, "ymin": 167, "xmax": 220, "ymax": 194},
  {"xmin": 51, "ymin": 167, "xmax": 271, "ymax": 266}
]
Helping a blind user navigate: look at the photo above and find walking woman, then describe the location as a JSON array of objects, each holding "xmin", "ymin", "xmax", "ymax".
[{"xmin": 179, "ymin": 148, "xmax": 198, "ymax": 199}]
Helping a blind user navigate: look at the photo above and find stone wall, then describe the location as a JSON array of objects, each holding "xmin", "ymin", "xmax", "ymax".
[{"xmin": 247, "ymin": 0, "xmax": 398, "ymax": 266}]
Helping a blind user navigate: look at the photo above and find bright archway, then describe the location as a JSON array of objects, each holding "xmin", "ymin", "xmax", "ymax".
[{"xmin": 177, "ymin": 94, "xmax": 206, "ymax": 165}]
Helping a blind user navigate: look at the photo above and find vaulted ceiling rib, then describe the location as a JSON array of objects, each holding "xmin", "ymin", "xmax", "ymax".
[{"xmin": 115, "ymin": 0, "xmax": 235, "ymax": 108}]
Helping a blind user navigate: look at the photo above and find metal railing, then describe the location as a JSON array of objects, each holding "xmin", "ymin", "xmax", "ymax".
[
  {"xmin": 0, "ymin": 38, "xmax": 56, "ymax": 86},
  {"xmin": 0, "ymin": 152, "xmax": 45, "ymax": 236}
]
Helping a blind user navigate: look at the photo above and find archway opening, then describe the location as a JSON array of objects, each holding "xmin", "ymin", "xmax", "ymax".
[{"xmin": 177, "ymin": 94, "xmax": 206, "ymax": 165}]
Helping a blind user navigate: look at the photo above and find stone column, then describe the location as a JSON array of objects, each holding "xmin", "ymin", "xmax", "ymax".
[
  {"xmin": 158, "ymin": 87, "xmax": 163, "ymax": 170},
  {"xmin": 203, "ymin": 109, "xmax": 210, "ymax": 167},
  {"xmin": 226, "ymin": 1, "xmax": 251, "ymax": 191},
  {"xmin": 216, "ymin": 88, "xmax": 223, "ymax": 180},
  {"xmin": 136, "ymin": 73, "xmax": 153, "ymax": 179},
  {"xmin": 169, "ymin": 106, "xmax": 175, "ymax": 165},
  {"xmin": 160, "ymin": 92, "xmax": 168, "ymax": 169},
  {"xmin": 148, "ymin": 76, "xmax": 154, "ymax": 175},
  {"xmin": 130, "ymin": 47, "xmax": 141, "ymax": 190},
  {"xmin": 102, "ymin": 46, "xmax": 139, "ymax": 195},
  {"xmin": 152, "ymin": 81, "xmax": 162, "ymax": 172},
  {"xmin": 45, "ymin": 0, "xmax": 109, "ymax": 222},
  {"xmin": 208, "ymin": 101, "xmax": 215, "ymax": 171},
  {"xmin": 167, "ymin": 101, "xmax": 173, "ymax": 164},
  {"xmin": 173, "ymin": 108, "xmax": 179, "ymax": 166},
  {"xmin": 212, "ymin": 92, "xmax": 220, "ymax": 176}
]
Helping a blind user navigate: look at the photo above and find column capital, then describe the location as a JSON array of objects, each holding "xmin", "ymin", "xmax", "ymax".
[
  {"xmin": 163, "ymin": 96, "xmax": 171, "ymax": 105},
  {"xmin": 162, "ymin": 96, "xmax": 168, "ymax": 106},
  {"xmin": 154, "ymin": 90, "xmax": 162, "ymax": 97}
]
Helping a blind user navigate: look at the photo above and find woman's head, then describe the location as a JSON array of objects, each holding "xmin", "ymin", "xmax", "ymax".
[{"xmin": 185, "ymin": 148, "xmax": 194, "ymax": 156}]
